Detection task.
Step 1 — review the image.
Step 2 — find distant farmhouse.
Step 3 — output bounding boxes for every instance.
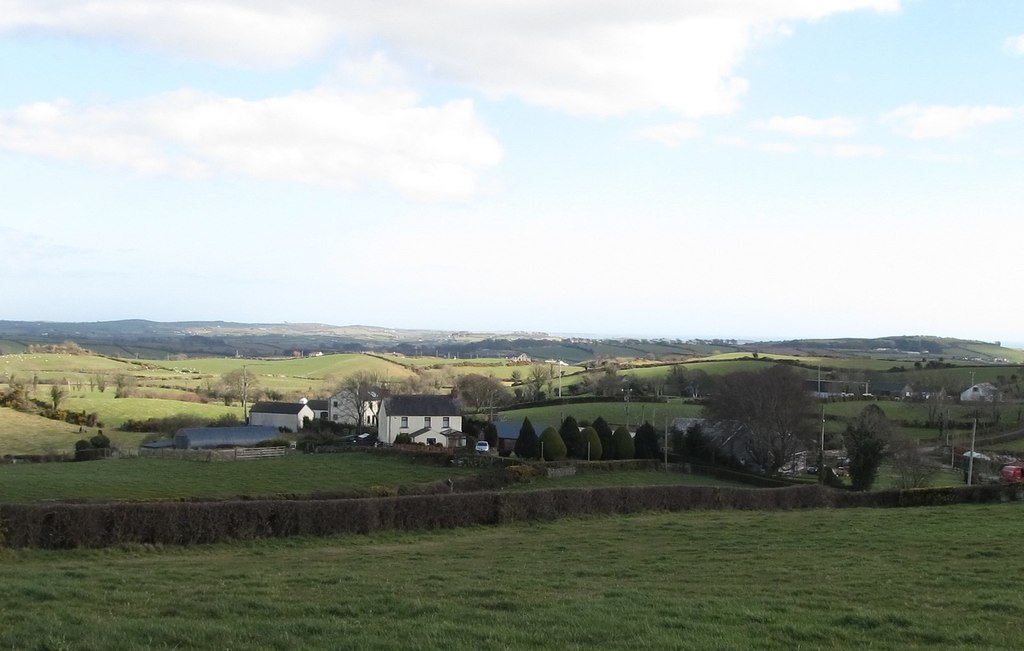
[378,394,464,448]
[328,388,383,428]
[249,400,315,432]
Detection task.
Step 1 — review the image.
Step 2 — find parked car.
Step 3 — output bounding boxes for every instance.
[475,440,490,454]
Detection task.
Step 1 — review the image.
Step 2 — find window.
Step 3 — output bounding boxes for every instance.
[332,400,338,408]
[400,416,408,428]
[427,438,437,446]
[425,416,432,428]
[442,416,450,428]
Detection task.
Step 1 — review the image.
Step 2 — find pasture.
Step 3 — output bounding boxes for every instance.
[0,453,479,503]
[1,503,1022,649]
[499,399,702,429]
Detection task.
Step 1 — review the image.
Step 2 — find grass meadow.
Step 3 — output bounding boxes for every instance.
[499,399,703,430]
[1,503,1022,649]
[0,453,482,503]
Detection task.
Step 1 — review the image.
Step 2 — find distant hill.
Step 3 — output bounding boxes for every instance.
[0,320,1019,365]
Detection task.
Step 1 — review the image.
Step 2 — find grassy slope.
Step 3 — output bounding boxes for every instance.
[0,407,87,455]
[2,504,1022,649]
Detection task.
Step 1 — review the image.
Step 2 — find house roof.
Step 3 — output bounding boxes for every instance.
[250,401,310,415]
[306,399,329,411]
[173,426,281,449]
[383,395,461,416]
[494,420,550,441]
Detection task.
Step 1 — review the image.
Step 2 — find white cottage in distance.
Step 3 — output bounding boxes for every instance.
[248,400,315,432]
[378,394,464,447]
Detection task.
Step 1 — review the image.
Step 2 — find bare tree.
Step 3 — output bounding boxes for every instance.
[454,374,509,415]
[889,435,939,489]
[335,371,383,435]
[595,365,622,398]
[704,365,812,474]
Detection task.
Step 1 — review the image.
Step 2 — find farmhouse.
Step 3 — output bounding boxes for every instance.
[328,388,382,427]
[249,401,315,432]
[172,426,281,449]
[306,399,329,421]
[378,394,463,446]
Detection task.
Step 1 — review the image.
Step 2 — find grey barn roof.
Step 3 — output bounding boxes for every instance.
[250,401,308,415]
[173,426,281,449]
[495,420,551,441]
[383,395,461,416]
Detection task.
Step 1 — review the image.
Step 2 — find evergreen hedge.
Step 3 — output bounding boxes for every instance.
[2,483,1019,549]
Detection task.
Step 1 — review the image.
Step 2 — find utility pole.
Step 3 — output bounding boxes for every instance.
[663,416,669,470]
[967,418,977,485]
[819,405,825,484]
[241,364,248,424]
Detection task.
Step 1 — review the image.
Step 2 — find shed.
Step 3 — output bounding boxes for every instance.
[173,426,281,449]
[249,401,315,432]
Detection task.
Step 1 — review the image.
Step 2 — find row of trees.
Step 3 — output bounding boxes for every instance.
[510,415,662,462]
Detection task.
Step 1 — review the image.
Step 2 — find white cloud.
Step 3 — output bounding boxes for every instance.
[758,115,861,138]
[883,104,1015,139]
[635,122,701,147]
[0,89,503,201]
[0,1,901,119]
[1004,34,1024,56]
[833,144,886,157]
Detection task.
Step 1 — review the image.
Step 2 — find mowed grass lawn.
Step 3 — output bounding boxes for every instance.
[0,453,480,502]
[2,504,1023,649]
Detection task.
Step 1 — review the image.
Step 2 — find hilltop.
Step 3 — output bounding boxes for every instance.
[0,320,1019,365]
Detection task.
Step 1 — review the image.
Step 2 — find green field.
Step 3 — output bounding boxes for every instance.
[505,468,748,491]
[499,399,702,429]
[0,453,482,503]
[1,503,1022,649]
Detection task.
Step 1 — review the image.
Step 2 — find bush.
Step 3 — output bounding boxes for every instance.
[633,422,660,459]
[539,427,566,461]
[612,427,634,460]
[560,416,585,459]
[581,427,602,461]
[593,416,615,461]
[513,417,539,459]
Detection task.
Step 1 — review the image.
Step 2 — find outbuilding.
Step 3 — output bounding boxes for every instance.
[172,426,281,449]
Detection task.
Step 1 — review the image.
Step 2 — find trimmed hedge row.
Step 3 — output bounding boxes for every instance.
[2,483,1021,549]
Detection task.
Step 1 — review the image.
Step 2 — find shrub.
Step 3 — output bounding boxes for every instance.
[394,433,413,445]
[612,427,634,460]
[633,422,660,459]
[505,464,539,483]
[513,417,539,459]
[539,427,566,461]
[581,427,602,461]
[560,416,585,459]
[593,416,615,461]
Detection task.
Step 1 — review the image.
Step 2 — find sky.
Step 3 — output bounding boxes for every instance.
[1,1,1022,343]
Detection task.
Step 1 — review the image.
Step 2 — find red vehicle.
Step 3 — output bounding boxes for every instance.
[1000,465,1023,483]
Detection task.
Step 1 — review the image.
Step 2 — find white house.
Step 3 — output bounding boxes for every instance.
[378,394,463,446]
[961,382,1000,402]
[249,401,315,432]
[328,388,382,428]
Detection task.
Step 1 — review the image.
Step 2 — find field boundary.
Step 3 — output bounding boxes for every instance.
[2,483,1020,549]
